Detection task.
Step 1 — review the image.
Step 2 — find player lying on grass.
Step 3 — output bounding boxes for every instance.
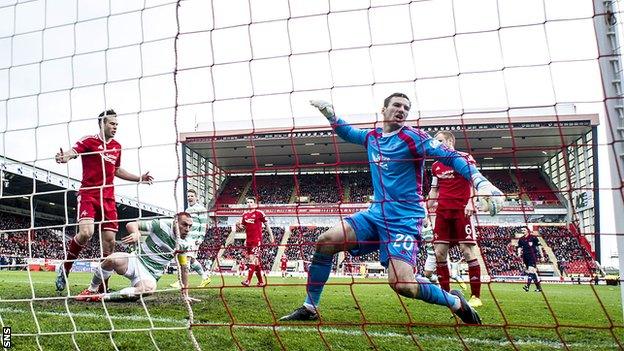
[279,94,504,325]
[76,212,198,302]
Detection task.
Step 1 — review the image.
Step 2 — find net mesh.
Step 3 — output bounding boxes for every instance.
[0,0,623,350]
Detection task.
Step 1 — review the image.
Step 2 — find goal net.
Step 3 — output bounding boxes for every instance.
[0,0,622,350]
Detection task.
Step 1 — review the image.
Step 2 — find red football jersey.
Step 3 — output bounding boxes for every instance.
[280,257,287,269]
[431,152,475,210]
[72,135,121,199]
[241,210,266,243]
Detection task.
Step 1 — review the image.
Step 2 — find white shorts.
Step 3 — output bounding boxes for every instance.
[124,252,157,287]
[424,254,437,272]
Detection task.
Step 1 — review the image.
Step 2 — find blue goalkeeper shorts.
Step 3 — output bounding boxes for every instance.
[345,210,422,268]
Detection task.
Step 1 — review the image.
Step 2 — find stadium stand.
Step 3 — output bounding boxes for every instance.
[296,175,343,203]
[516,170,560,203]
[245,175,293,204]
[477,226,526,276]
[483,170,519,194]
[538,226,594,275]
[215,176,250,206]
[345,173,372,203]
[197,227,231,261]
[285,226,328,261]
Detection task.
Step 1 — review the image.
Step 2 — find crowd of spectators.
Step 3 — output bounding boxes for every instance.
[345,173,372,203]
[285,226,328,261]
[197,227,231,261]
[483,170,519,194]
[296,175,343,203]
[538,226,593,274]
[215,177,250,206]
[246,176,293,204]
[516,170,560,203]
[477,226,525,276]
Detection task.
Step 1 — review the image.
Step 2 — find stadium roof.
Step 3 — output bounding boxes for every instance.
[180,113,599,172]
[0,157,173,222]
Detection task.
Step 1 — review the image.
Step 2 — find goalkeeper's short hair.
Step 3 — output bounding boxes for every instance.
[434,131,455,145]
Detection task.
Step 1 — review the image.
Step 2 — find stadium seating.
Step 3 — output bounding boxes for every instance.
[245,176,294,204]
[296,174,344,203]
[197,227,231,261]
[538,226,594,275]
[477,226,526,276]
[285,226,328,261]
[345,173,373,203]
[214,176,250,206]
[482,170,519,194]
[516,170,560,203]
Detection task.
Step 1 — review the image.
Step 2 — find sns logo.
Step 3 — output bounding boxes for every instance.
[371,152,389,170]
[3,327,10,348]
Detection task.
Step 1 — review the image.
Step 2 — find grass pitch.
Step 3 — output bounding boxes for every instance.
[0,271,622,350]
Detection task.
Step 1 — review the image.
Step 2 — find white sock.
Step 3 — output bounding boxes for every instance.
[89,268,113,291]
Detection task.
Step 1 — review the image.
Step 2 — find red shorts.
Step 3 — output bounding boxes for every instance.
[77,194,118,232]
[245,241,260,256]
[433,209,475,245]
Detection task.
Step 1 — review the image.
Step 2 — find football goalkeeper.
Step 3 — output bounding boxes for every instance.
[280,93,504,324]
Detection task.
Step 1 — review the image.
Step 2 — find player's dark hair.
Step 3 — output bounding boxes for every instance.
[187,189,197,195]
[246,196,257,203]
[434,131,456,145]
[98,109,117,127]
[383,93,410,108]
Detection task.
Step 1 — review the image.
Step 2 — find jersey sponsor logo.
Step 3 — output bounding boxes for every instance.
[371,152,389,170]
[244,217,256,224]
[102,150,118,165]
[436,169,455,179]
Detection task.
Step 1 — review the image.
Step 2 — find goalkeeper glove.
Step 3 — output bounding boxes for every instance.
[310,100,336,123]
[472,174,505,216]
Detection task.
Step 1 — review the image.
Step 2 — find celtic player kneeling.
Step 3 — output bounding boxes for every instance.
[76,213,199,303]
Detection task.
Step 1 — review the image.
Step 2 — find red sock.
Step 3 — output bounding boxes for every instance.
[98,251,111,293]
[246,264,256,283]
[63,237,84,274]
[468,259,481,298]
[255,264,263,283]
[436,261,450,292]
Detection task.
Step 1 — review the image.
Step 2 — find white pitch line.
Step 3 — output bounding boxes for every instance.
[0,307,187,325]
[0,307,618,349]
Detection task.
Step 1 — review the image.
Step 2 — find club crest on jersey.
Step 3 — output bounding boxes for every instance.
[371,152,389,170]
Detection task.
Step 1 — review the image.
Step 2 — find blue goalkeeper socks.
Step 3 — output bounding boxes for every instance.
[304,252,334,309]
[416,277,460,310]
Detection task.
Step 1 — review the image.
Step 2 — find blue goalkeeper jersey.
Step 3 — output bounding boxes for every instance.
[333,117,480,220]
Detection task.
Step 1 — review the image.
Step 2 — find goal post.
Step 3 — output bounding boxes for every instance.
[593,0,624,318]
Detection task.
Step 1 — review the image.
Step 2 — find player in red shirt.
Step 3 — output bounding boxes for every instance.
[427,131,487,308]
[54,110,153,294]
[234,197,274,287]
[280,256,288,278]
